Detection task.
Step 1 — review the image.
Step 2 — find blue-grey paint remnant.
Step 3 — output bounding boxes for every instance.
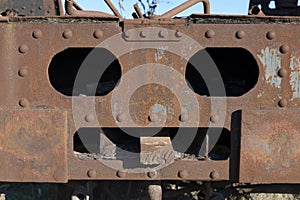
[258,47,282,88]
[290,55,300,100]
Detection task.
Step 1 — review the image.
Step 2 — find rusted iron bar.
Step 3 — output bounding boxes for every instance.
[65,0,118,18]
[73,1,83,10]
[134,3,144,18]
[104,0,123,19]
[159,0,210,19]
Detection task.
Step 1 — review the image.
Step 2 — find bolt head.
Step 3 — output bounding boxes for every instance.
[32,30,42,39]
[236,31,245,39]
[94,30,103,39]
[140,31,146,38]
[280,45,289,54]
[85,114,95,122]
[179,113,188,122]
[18,68,28,77]
[210,115,219,123]
[178,170,188,178]
[117,170,126,178]
[147,171,157,178]
[175,30,183,38]
[87,169,97,178]
[19,98,29,107]
[210,170,219,179]
[149,113,159,123]
[205,30,215,38]
[278,99,288,107]
[158,30,165,38]
[63,29,72,39]
[19,45,29,53]
[116,113,127,123]
[266,31,276,40]
[53,169,65,181]
[278,68,287,77]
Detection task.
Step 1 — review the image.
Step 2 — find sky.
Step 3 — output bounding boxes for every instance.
[75,0,251,18]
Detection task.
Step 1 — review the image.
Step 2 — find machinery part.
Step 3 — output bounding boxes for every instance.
[148,185,162,200]
[249,0,300,16]
[104,0,123,19]
[159,0,210,18]
[133,3,144,18]
[0,0,63,16]
[65,0,118,18]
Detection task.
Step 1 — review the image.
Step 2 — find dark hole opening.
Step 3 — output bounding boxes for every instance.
[49,48,121,96]
[73,127,231,164]
[185,48,259,97]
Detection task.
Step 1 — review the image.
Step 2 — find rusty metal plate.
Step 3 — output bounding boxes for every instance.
[0,109,67,182]
[240,109,300,183]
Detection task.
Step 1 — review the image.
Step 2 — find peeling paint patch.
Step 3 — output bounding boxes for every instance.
[289,55,300,100]
[154,48,164,62]
[258,47,282,88]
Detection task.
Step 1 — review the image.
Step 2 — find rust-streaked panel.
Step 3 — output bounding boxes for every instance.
[0,110,67,182]
[240,109,300,183]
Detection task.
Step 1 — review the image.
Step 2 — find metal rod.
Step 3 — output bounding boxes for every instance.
[73,0,83,10]
[134,3,144,18]
[104,0,123,19]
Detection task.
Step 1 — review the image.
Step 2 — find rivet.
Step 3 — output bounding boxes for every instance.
[63,29,72,39]
[116,113,127,123]
[278,68,287,78]
[179,113,188,122]
[235,31,245,39]
[210,115,219,123]
[149,113,159,122]
[87,169,97,178]
[19,44,28,53]
[18,68,28,77]
[178,170,188,178]
[175,30,183,38]
[93,30,103,39]
[140,31,146,38]
[85,114,95,122]
[266,31,275,40]
[280,44,289,54]
[116,170,126,178]
[53,170,65,181]
[205,30,215,38]
[278,99,288,107]
[158,30,165,38]
[122,31,130,39]
[32,30,42,39]
[209,170,219,179]
[147,171,157,178]
[19,98,30,107]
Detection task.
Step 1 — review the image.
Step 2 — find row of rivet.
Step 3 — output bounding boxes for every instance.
[205,30,279,41]
[124,30,183,39]
[86,169,219,179]
[82,113,220,123]
[112,113,219,123]
[62,29,104,39]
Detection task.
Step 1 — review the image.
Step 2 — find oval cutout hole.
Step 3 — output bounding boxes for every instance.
[49,48,121,96]
[185,48,259,97]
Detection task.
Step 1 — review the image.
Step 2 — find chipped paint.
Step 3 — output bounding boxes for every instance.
[155,47,168,62]
[289,55,300,100]
[150,104,166,114]
[258,47,282,88]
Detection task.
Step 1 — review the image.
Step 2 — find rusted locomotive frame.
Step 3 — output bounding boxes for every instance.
[0,14,299,185]
[0,0,63,16]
